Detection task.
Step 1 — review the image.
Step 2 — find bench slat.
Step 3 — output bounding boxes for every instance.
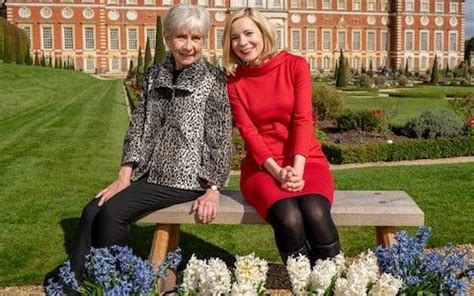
[138,190,424,227]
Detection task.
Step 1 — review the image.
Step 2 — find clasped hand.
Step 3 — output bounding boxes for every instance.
[278,166,305,192]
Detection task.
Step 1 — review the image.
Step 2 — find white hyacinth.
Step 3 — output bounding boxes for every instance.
[181,255,207,294]
[368,273,403,296]
[333,252,346,275]
[233,253,268,292]
[310,256,339,295]
[199,258,232,296]
[230,282,259,296]
[286,254,311,295]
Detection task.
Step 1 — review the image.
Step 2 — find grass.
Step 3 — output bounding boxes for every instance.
[389,85,474,99]
[0,64,472,287]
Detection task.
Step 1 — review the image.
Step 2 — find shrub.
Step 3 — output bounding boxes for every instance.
[397,75,409,87]
[405,110,465,139]
[448,93,474,121]
[358,73,373,87]
[336,109,385,132]
[373,75,387,88]
[312,85,344,121]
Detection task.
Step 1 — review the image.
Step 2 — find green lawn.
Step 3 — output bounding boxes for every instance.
[0,64,472,287]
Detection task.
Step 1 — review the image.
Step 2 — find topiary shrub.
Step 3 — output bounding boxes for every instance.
[373,76,387,88]
[336,109,385,132]
[312,85,344,121]
[397,75,409,87]
[405,110,465,139]
[358,73,373,87]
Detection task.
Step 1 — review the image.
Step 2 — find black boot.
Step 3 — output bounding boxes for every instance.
[279,244,311,264]
[310,240,341,263]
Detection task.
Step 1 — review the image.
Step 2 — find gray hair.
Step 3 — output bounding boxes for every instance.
[163,5,210,38]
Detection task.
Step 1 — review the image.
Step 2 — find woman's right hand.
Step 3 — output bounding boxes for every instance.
[279,166,305,192]
[95,164,133,206]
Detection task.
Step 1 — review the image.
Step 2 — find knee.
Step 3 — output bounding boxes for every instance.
[80,199,101,225]
[271,212,304,233]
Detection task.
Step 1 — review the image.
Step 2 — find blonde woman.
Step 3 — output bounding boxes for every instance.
[223,8,340,264]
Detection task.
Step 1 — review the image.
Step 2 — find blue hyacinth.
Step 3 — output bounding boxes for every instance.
[375,226,473,295]
[45,245,182,295]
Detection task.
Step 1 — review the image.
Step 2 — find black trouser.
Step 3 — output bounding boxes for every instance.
[69,178,203,282]
[266,194,340,263]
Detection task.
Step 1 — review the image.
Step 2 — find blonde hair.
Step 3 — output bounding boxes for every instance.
[222,8,277,74]
[163,4,210,38]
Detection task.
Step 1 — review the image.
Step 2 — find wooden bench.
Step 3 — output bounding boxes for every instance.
[138,190,424,290]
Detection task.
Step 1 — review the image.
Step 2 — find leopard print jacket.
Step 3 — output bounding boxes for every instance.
[122,54,233,191]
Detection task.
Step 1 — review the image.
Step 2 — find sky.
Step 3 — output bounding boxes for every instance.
[466,0,474,38]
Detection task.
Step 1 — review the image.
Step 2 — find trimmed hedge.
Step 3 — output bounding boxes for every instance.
[322,136,474,164]
[230,134,473,168]
[0,18,30,64]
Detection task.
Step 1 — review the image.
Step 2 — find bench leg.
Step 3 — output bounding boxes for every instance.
[149,224,180,293]
[376,226,396,247]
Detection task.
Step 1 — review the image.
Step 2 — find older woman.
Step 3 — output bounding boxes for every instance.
[223,8,340,264]
[67,4,233,283]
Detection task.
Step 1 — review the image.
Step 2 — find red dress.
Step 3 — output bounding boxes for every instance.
[227,51,335,219]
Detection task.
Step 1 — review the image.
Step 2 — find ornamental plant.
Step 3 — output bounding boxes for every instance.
[286,251,402,296]
[179,253,268,296]
[375,226,473,296]
[45,245,182,295]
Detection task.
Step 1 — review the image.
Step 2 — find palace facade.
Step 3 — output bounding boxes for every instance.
[5,0,466,74]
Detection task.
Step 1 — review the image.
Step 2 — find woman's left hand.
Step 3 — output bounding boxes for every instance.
[192,189,220,224]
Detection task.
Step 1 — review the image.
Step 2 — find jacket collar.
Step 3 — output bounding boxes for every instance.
[152,52,209,93]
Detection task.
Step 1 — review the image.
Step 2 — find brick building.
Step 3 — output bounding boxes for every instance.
[5,0,465,74]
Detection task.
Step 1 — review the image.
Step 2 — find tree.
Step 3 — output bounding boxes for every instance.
[59,56,63,69]
[40,52,46,66]
[333,60,339,80]
[368,59,373,76]
[404,60,410,77]
[464,37,474,67]
[430,55,439,84]
[444,63,450,75]
[144,37,153,72]
[3,21,12,63]
[34,51,40,66]
[153,16,166,65]
[0,18,5,60]
[336,49,348,87]
[127,60,135,79]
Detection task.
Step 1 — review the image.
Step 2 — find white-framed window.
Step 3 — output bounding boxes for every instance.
[450,2,458,14]
[291,0,300,9]
[322,0,330,9]
[381,32,389,50]
[307,30,316,51]
[108,0,118,4]
[162,0,172,5]
[367,0,375,11]
[308,57,316,71]
[19,26,32,48]
[82,0,95,3]
[291,30,301,51]
[435,31,443,51]
[420,56,428,70]
[84,27,95,50]
[215,0,224,6]
[337,31,346,50]
[435,1,443,13]
[352,31,361,51]
[273,0,282,8]
[84,57,95,72]
[146,28,156,50]
[216,28,224,50]
[275,29,283,50]
[197,0,207,4]
[450,56,456,68]
[405,31,414,51]
[126,0,136,4]
[63,26,74,50]
[323,56,330,70]
[110,57,120,72]
[449,32,457,51]
[109,28,120,50]
[352,0,360,10]
[337,0,346,10]
[406,56,413,71]
[41,26,53,50]
[406,0,414,11]
[144,0,155,4]
[323,30,331,50]
[307,0,315,9]
[367,32,375,51]
[421,0,429,12]
[382,0,389,11]
[128,28,138,50]
[420,31,429,51]
[180,0,191,4]
[353,57,360,70]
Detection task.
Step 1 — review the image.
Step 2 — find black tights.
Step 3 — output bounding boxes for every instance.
[266,194,340,262]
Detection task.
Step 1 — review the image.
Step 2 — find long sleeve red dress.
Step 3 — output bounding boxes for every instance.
[227,51,335,219]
